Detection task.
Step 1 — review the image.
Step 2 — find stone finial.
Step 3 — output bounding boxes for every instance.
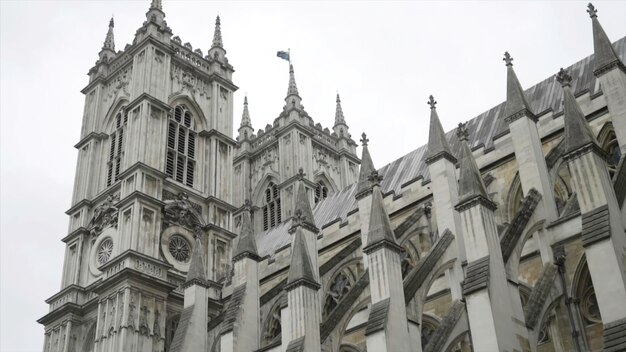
[150,0,162,10]
[456,122,469,142]
[555,68,572,87]
[243,199,251,211]
[212,16,223,48]
[503,51,513,66]
[297,168,305,181]
[587,3,597,18]
[427,95,437,109]
[368,170,383,186]
[360,133,369,147]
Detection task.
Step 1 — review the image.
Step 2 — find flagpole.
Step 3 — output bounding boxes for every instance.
[288,48,291,64]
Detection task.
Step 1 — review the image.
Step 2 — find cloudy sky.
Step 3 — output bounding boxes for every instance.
[1,0,624,350]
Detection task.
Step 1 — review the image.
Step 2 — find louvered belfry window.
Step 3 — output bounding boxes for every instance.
[107,108,128,186]
[166,105,196,187]
[314,181,328,204]
[262,182,282,231]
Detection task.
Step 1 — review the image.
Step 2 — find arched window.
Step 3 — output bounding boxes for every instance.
[601,130,621,178]
[323,268,355,320]
[262,304,282,346]
[315,181,329,204]
[262,182,281,231]
[107,108,128,186]
[166,105,196,187]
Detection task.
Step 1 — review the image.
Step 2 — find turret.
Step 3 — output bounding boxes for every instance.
[238,96,254,142]
[333,93,351,138]
[98,17,116,62]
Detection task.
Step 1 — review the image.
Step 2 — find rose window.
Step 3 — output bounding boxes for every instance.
[97,238,114,265]
[168,235,191,263]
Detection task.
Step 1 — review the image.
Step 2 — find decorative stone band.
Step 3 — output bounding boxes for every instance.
[364,297,390,336]
[425,150,457,165]
[232,250,262,263]
[581,205,611,247]
[220,284,246,335]
[284,276,321,292]
[504,108,537,124]
[362,238,404,255]
[404,230,455,303]
[285,336,305,352]
[287,221,319,235]
[501,188,542,263]
[181,277,211,290]
[563,142,607,163]
[594,59,626,77]
[603,317,626,352]
[462,256,490,296]
[455,194,498,213]
[423,300,466,352]
[524,263,558,329]
[355,187,373,201]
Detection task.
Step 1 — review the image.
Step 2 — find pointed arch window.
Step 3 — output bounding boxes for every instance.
[263,304,282,346]
[166,105,196,187]
[601,130,621,178]
[107,108,128,186]
[323,268,355,320]
[314,181,329,204]
[263,182,281,231]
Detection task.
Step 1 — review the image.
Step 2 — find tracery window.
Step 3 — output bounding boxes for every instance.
[168,235,191,263]
[97,238,114,265]
[166,105,196,187]
[323,268,355,320]
[107,108,128,186]
[262,182,281,231]
[601,130,621,178]
[263,305,282,346]
[315,181,329,204]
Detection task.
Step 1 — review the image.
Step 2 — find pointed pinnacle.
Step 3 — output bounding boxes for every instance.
[425,96,455,164]
[150,0,162,10]
[287,64,299,97]
[503,52,535,122]
[356,134,377,199]
[186,237,207,283]
[102,17,115,51]
[457,133,490,203]
[212,16,223,48]
[286,227,319,289]
[587,3,624,75]
[335,93,345,125]
[363,184,402,253]
[558,68,598,153]
[240,95,251,127]
[291,172,317,231]
[233,200,259,261]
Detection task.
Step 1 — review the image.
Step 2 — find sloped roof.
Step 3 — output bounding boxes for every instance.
[254,38,625,258]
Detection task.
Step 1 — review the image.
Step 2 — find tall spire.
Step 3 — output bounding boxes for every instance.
[502,52,536,122]
[285,227,319,290]
[233,201,260,261]
[356,133,376,199]
[425,95,456,164]
[456,123,491,204]
[185,237,207,284]
[212,16,223,48]
[240,95,251,128]
[102,17,115,51]
[334,93,346,126]
[587,3,625,75]
[287,64,300,97]
[291,169,316,230]
[556,68,599,154]
[363,172,402,252]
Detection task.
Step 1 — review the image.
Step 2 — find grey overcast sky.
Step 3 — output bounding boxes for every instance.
[1,0,624,350]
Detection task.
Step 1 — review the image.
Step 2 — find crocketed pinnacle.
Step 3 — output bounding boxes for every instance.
[356,133,376,198]
[363,181,401,252]
[457,127,490,203]
[425,95,455,163]
[334,93,346,126]
[233,201,259,261]
[587,3,624,75]
[240,96,251,127]
[212,16,223,48]
[102,17,115,51]
[503,52,535,121]
[291,169,316,230]
[286,227,319,290]
[186,237,207,283]
[556,68,598,154]
[287,64,300,97]
[150,0,162,10]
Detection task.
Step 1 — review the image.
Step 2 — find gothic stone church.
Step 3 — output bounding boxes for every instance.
[38,1,626,351]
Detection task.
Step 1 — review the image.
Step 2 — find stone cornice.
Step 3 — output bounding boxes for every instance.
[181,278,211,289]
[74,132,108,149]
[61,227,89,243]
[116,190,164,210]
[287,222,319,235]
[232,251,262,263]
[425,151,457,165]
[65,199,94,215]
[198,129,237,146]
[125,92,172,113]
[204,196,237,212]
[503,108,537,124]
[362,238,404,255]
[454,194,498,212]
[284,277,321,292]
[204,223,238,239]
[117,161,166,181]
[593,59,626,77]
[563,142,607,163]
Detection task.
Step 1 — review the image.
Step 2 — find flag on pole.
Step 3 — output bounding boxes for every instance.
[277,50,290,62]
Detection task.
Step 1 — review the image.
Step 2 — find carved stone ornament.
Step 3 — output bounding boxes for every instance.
[89,194,120,237]
[162,192,204,232]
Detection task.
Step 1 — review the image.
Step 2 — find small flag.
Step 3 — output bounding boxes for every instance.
[277,50,290,62]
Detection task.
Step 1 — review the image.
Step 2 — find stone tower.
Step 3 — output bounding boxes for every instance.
[37,2,238,351]
[233,67,360,234]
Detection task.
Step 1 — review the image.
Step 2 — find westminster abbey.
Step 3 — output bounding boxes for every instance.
[39,1,626,351]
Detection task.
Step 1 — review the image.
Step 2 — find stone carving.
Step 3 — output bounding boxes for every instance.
[89,194,119,237]
[139,305,150,336]
[153,309,161,338]
[162,192,204,232]
[127,292,136,329]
